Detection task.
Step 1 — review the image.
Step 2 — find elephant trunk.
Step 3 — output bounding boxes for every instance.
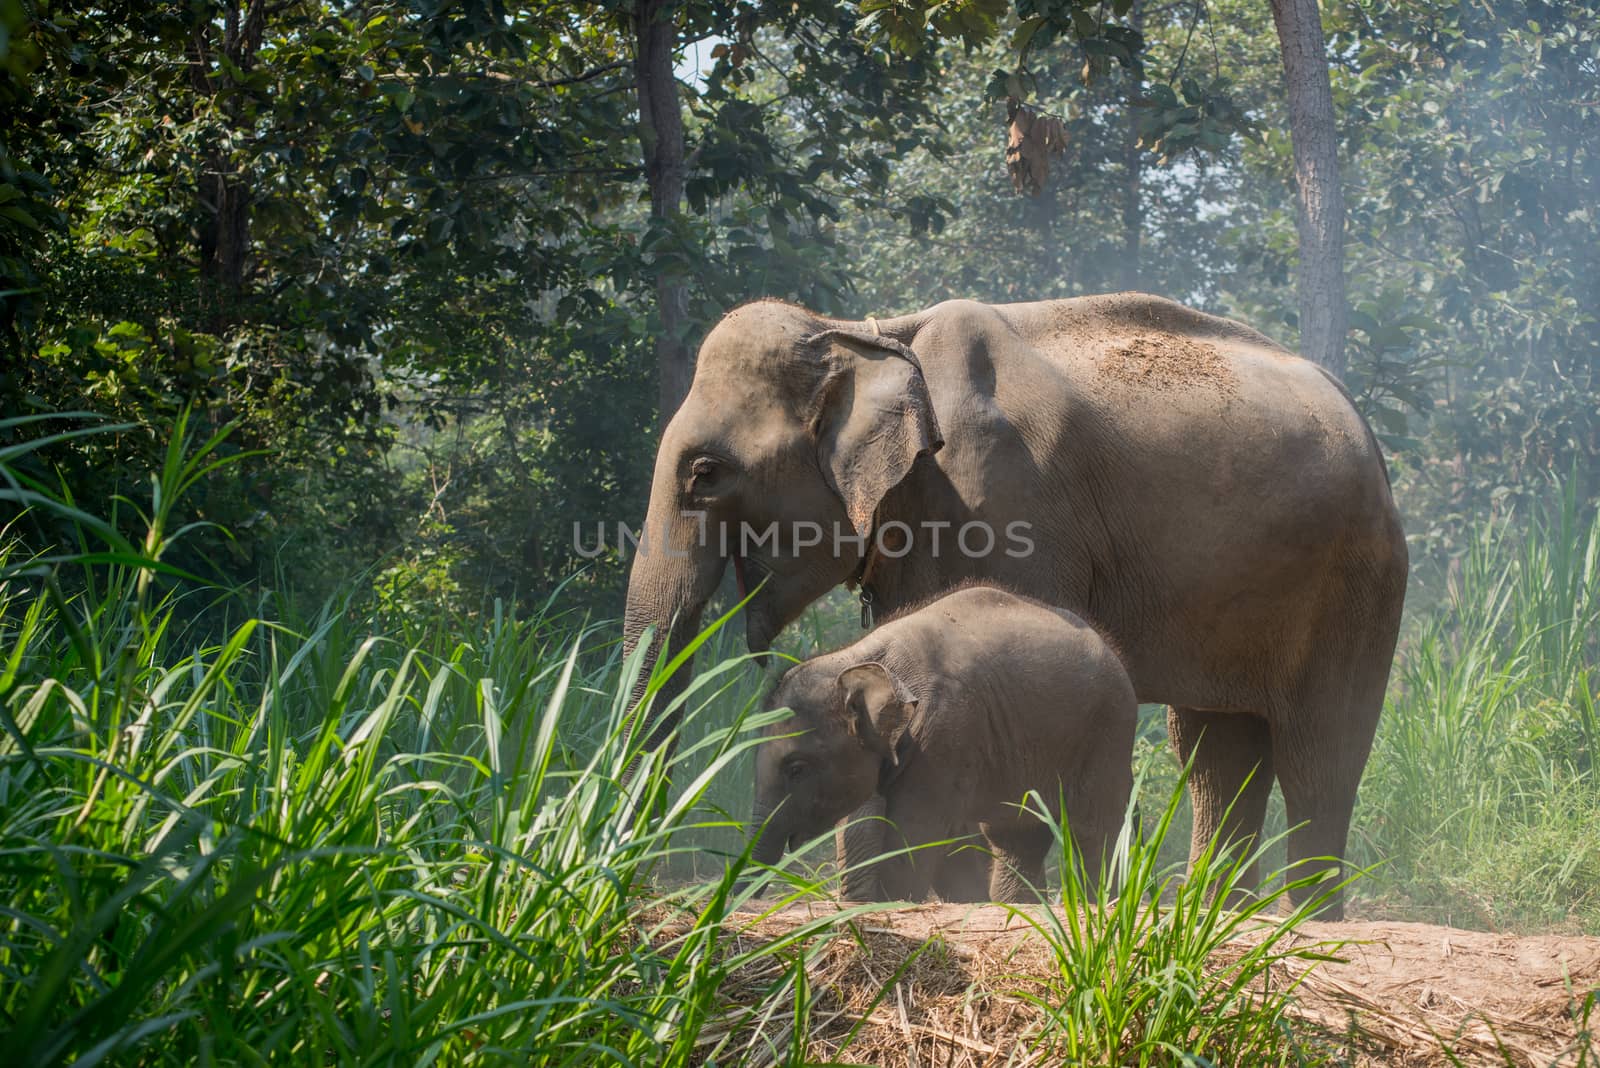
[620,586,702,754]
[747,795,788,872]
[620,463,726,756]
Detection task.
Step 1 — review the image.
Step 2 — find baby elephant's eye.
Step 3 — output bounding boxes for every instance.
[782,758,809,781]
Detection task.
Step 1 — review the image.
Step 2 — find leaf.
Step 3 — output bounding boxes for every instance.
[1011,16,1046,57]
[1374,406,1410,434]
[1348,309,1381,336]
[0,205,42,231]
[1005,103,1069,197]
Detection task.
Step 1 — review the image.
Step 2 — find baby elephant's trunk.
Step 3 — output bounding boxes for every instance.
[744,798,787,883]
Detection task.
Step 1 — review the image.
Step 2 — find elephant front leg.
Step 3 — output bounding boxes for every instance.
[834,795,890,901]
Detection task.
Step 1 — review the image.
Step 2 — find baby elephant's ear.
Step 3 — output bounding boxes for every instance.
[835,663,918,765]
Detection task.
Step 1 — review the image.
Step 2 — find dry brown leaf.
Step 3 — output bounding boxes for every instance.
[1005,100,1069,198]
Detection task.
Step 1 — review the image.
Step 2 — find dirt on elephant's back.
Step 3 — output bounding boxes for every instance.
[703,902,1599,1066]
[1098,333,1241,398]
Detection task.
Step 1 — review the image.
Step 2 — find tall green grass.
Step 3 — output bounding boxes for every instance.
[1355,483,1600,930]
[0,415,848,1065]
[1013,774,1344,1066]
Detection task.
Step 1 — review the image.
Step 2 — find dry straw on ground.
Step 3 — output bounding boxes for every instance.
[662,902,1600,1067]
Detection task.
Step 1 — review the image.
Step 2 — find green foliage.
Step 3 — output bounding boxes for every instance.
[1343,283,1446,451]
[842,28,1238,310]
[1,0,961,611]
[0,0,68,345]
[878,0,1261,169]
[0,415,863,1065]
[1134,76,1259,164]
[1331,0,1600,563]
[858,0,1012,54]
[1354,485,1600,931]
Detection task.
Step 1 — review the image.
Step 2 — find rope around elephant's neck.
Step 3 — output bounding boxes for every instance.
[848,521,886,628]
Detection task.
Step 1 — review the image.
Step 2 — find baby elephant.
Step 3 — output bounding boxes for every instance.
[747,584,1136,902]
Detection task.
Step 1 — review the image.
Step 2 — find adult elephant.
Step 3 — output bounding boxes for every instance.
[621,294,1407,917]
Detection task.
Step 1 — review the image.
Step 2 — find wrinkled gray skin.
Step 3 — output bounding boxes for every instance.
[749,585,1136,902]
[621,294,1407,918]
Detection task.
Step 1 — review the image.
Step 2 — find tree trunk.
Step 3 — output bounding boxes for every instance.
[189,0,266,321]
[203,160,251,293]
[1120,1,1145,293]
[632,0,694,422]
[1269,0,1347,377]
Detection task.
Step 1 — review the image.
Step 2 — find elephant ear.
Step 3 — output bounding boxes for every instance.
[835,662,918,767]
[805,330,943,540]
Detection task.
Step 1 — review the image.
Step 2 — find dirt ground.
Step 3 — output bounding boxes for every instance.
[703,902,1600,1067]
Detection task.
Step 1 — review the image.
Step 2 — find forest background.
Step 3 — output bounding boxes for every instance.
[5,0,1595,618]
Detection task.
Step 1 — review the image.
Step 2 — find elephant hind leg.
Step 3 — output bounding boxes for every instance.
[980,822,1052,903]
[1275,552,1406,921]
[1274,663,1389,920]
[1167,706,1275,896]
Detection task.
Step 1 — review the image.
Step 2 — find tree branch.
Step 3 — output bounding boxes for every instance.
[529,60,630,89]
[461,166,642,183]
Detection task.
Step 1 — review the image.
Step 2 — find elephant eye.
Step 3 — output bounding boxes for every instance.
[782,758,809,781]
[688,456,725,496]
